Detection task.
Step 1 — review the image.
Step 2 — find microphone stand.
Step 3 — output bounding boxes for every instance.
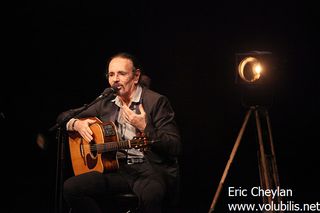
[49,89,117,213]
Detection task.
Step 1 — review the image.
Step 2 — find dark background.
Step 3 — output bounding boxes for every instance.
[2,1,319,212]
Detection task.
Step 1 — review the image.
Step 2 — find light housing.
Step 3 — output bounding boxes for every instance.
[235,51,275,107]
[235,51,273,85]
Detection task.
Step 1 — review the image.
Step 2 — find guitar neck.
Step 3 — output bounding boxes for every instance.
[93,140,132,153]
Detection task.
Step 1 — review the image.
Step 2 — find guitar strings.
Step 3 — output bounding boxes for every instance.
[88,140,133,152]
[87,139,146,152]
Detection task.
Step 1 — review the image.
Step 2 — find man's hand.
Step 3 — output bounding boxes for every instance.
[73,119,96,142]
[121,104,147,132]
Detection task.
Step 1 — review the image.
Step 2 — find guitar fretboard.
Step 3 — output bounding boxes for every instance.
[90,141,131,153]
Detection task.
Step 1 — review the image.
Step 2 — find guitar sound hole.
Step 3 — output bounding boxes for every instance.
[90,140,97,157]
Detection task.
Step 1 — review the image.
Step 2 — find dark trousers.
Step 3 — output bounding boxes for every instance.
[64,160,166,213]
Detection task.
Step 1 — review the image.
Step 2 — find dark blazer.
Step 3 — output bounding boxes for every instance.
[57,87,181,201]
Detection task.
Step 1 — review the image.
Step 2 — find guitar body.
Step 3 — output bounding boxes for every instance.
[68,117,120,176]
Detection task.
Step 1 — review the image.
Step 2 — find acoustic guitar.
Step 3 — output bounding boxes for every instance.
[68,117,150,176]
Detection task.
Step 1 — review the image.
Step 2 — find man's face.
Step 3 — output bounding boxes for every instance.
[108,57,140,97]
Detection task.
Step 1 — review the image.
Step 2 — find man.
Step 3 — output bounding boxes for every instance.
[58,52,181,213]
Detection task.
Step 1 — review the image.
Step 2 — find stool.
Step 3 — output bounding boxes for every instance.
[68,193,140,213]
[100,193,140,213]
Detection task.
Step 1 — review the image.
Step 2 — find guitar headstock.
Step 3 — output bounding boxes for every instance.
[130,136,149,149]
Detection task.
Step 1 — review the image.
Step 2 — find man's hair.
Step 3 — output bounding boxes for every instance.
[107,52,142,73]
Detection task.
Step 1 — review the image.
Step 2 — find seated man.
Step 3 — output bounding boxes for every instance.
[57,52,181,213]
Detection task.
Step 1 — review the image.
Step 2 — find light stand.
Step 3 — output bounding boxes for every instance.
[209,51,281,212]
[208,105,281,212]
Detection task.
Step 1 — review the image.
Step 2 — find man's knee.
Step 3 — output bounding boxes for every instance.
[140,182,165,205]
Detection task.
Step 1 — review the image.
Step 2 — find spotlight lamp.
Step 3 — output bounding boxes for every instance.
[235,51,273,85]
[238,56,262,83]
[209,51,280,213]
[235,51,275,107]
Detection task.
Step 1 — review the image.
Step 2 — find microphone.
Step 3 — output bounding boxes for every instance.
[49,85,120,132]
[98,85,120,98]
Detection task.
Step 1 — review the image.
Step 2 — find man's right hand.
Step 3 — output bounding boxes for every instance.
[73,119,96,142]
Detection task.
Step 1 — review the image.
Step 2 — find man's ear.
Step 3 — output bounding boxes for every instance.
[134,69,141,84]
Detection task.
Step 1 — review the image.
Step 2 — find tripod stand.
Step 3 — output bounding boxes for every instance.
[209,105,281,213]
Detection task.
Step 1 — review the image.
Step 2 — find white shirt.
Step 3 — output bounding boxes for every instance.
[113,85,144,159]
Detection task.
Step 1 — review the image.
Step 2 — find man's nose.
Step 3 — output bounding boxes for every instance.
[111,74,120,81]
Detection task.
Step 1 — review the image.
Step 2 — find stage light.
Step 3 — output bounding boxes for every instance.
[36,133,47,150]
[238,56,262,83]
[209,51,280,212]
[236,51,273,85]
[235,51,275,107]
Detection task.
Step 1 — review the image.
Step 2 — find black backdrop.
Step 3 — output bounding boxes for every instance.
[3,1,320,212]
